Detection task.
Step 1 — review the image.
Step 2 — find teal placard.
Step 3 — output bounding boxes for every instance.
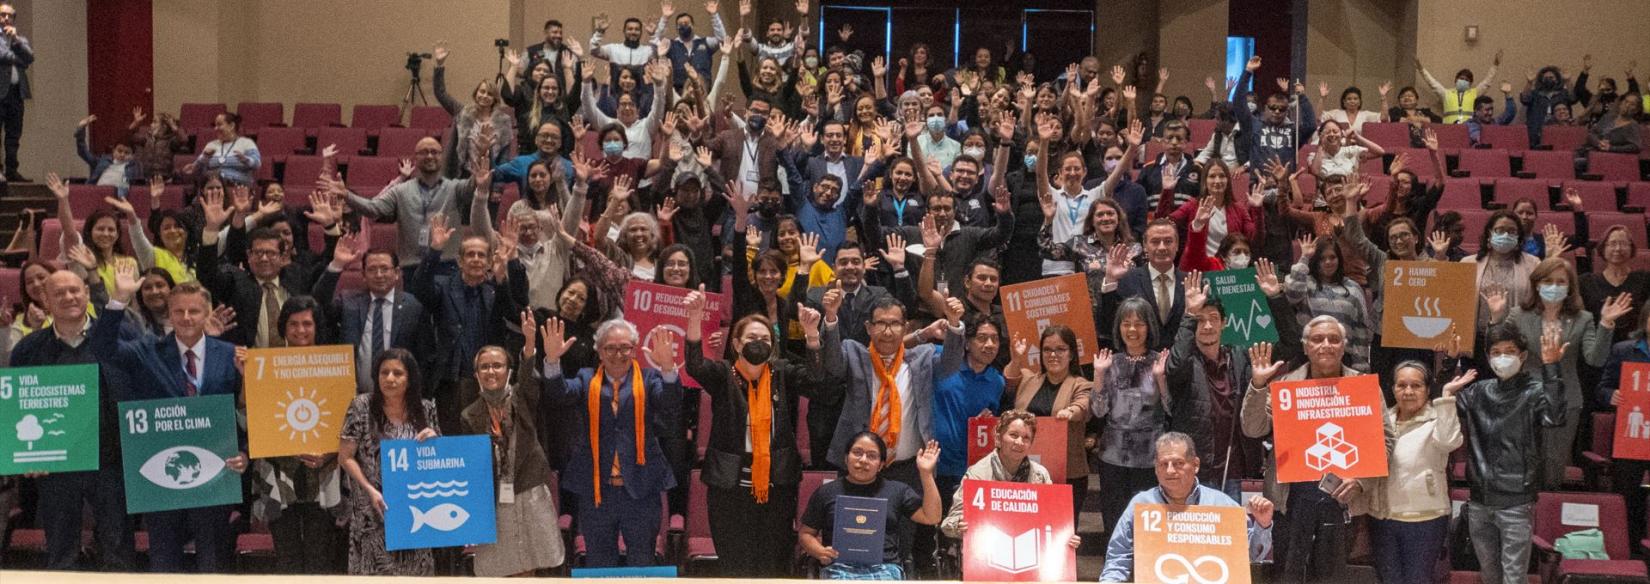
[0,364,101,475]
[118,394,243,514]
[1209,267,1279,346]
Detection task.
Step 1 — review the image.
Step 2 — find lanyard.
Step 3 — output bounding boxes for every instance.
[1064,193,1087,225]
[891,195,910,224]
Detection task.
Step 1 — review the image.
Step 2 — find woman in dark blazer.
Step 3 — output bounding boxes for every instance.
[681,284,839,576]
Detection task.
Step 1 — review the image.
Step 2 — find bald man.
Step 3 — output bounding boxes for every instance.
[335,136,486,280]
[10,269,136,570]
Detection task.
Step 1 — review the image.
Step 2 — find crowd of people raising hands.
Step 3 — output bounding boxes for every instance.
[3,2,1649,581]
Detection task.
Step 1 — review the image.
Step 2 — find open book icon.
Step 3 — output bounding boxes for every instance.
[983,526,1043,573]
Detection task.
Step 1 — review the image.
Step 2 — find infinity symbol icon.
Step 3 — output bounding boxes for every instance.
[1153,553,1230,584]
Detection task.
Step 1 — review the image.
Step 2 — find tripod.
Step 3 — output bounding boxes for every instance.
[495,45,510,91]
[400,68,429,117]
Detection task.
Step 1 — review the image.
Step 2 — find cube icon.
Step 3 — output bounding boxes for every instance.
[1305,422,1359,471]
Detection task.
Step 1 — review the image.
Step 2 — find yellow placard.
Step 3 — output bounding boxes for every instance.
[244,345,356,458]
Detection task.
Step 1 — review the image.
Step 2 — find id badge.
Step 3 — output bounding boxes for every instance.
[499,482,515,504]
[606,225,621,242]
[419,226,431,247]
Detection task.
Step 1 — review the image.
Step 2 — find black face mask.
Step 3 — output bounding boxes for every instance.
[756,200,780,217]
[740,340,772,365]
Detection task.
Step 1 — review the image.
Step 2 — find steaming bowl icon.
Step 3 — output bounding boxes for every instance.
[1403,297,1451,338]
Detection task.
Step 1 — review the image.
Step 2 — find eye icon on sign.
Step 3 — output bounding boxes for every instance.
[138,445,226,490]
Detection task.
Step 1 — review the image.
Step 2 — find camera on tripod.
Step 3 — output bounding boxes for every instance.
[494,38,510,48]
[406,52,432,75]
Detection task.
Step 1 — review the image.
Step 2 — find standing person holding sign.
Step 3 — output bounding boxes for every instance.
[1241,315,1388,581]
[539,317,682,567]
[248,296,346,574]
[10,266,135,570]
[1100,432,1274,583]
[338,348,441,575]
[683,284,835,576]
[460,324,566,577]
[1367,360,1468,584]
[799,432,944,580]
[1006,325,1093,522]
[1593,307,1650,560]
[1450,322,1567,584]
[1090,298,1170,538]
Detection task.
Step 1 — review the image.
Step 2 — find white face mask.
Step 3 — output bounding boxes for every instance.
[1489,354,1523,379]
[962,146,986,160]
[1225,253,1250,270]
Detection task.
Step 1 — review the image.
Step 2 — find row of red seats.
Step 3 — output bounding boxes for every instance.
[178,102,451,137]
[1173,118,1633,157]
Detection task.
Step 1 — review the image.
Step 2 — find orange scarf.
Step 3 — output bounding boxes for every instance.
[588,362,646,506]
[740,363,774,503]
[869,345,905,449]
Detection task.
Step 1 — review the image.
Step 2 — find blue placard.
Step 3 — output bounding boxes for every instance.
[380,435,496,551]
[833,495,887,566]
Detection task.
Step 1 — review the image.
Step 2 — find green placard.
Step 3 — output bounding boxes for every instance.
[1209,267,1279,346]
[0,364,101,475]
[118,394,243,514]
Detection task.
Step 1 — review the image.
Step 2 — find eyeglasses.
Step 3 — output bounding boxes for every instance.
[1267,105,1288,112]
[248,249,281,259]
[869,320,903,333]
[971,334,1000,343]
[476,362,508,372]
[1390,231,1416,241]
[600,344,635,355]
[847,448,882,462]
[1040,347,1071,356]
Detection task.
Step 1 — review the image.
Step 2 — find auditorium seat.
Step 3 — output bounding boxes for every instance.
[683,469,716,572]
[408,105,452,131]
[1534,212,1576,246]
[1361,122,1409,150]
[178,102,226,133]
[494,183,520,224]
[235,102,285,134]
[345,156,401,193]
[1185,118,1215,149]
[1456,148,1512,181]
[1455,209,1490,254]
[129,184,186,211]
[317,126,370,159]
[375,126,435,158]
[35,219,81,262]
[1588,212,1648,250]
[1531,492,1647,584]
[1493,178,1551,210]
[350,104,403,133]
[1432,123,1471,151]
[1560,180,1615,211]
[280,155,328,205]
[1435,178,1483,211]
[1586,151,1642,185]
[1517,150,1576,183]
[172,154,196,177]
[1392,147,1438,181]
[1541,125,1590,152]
[292,102,344,134]
[1628,182,1650,212]
[66,184,118,216]
[1579,412,1614,491]
[1478,125,1530,151]
[191,128,218,154]
[254,126,309,163]
[0,267,18,306]
[369,222,398,252]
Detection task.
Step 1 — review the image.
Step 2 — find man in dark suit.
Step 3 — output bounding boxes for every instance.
[99,278,247,573]
[11,269,135,571]
[312,243,426,392]
[538,317,681,567]
[1101,218,1185,351]
[0,3,32,182]
[780,120,866,217]
[412,218,527,433]
[195,192,313,348]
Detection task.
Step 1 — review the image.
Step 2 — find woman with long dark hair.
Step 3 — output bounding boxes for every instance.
[338,348,440,575]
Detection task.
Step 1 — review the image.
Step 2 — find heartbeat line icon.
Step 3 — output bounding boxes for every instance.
[1225,298,1273,340]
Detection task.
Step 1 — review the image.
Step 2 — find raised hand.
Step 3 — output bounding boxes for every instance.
[1125,117,1145,147]
[1542,223,1571,259]
[943,297,965,326]
[1121,85,1138,102]
[798,232,822,267]
[103,195,136,219]
[1245,496,1275,528]
[1442,369,1477,397]
[1317,80,1330,100]
[1104,243,1132,282]
[1093,348,1114,379]
[540,317,577,362]
[1296,233,1318,259]
[658,197,679,223]
[821,282,843,321]
[428,212,454,250]
[1152,349,1169,377]
[883,233,907,271]
[1561,186,1584,211]
[77,114,97,128]
[1428,230,1451,257]
[1255,258,1282,297]
[112,260,141,304]
[1160,164,1179,192]
[643,327,679,373]
[1184,270,1208,312]
[1539,325,1569,365]
[1109,64,1125,86]
[432,41,449,64]
[1599,293,1633,329]
[1246,55,1261,72]
[920,214,943,251]
[684,284,708,322]
[915,440,940,474]
[798,304,823,338]
[46,172,69,200]
[332,231,364,267]
[1191,196,1218,230]
[1377,81,1392,97]
[1482,286,1509,319]
[1249,342,1285,387]
[66,244,96,270]
[201,187,231,230]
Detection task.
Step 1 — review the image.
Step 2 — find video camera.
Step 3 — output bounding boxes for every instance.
[406,52,433,75]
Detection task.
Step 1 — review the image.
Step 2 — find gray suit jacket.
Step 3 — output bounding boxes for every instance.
[821,320,966,468]
[0,33,31,98]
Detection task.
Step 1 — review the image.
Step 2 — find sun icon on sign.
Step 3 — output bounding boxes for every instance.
[275,387,330,443]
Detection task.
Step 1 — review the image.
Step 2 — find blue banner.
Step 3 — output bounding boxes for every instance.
[380,435,496,551]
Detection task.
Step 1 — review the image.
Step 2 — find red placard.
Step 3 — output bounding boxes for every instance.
[1269,374,1390,483]
[960,479,1075,581]
[1614,362,1650,461]
[965,415,1071,483]
[622,280,728,368]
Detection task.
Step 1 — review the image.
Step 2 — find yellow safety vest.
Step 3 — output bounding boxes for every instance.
[1442,88,1477,124]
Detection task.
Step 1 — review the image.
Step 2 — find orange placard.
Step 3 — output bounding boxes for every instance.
[1614,362,1650,461]
[245,345,356,459]
[999,273,1098,372]
[1132,503,1253,584]
[1269,374,1389,483]
[1380,261,1479,350]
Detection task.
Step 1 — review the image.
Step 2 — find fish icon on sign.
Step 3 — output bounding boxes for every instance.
[410,503,470,532]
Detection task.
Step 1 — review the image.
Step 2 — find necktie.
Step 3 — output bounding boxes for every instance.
[1155,274,1172,324]
[184,350,198,397]
[368,297,386,359]
[262,282,283,347]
